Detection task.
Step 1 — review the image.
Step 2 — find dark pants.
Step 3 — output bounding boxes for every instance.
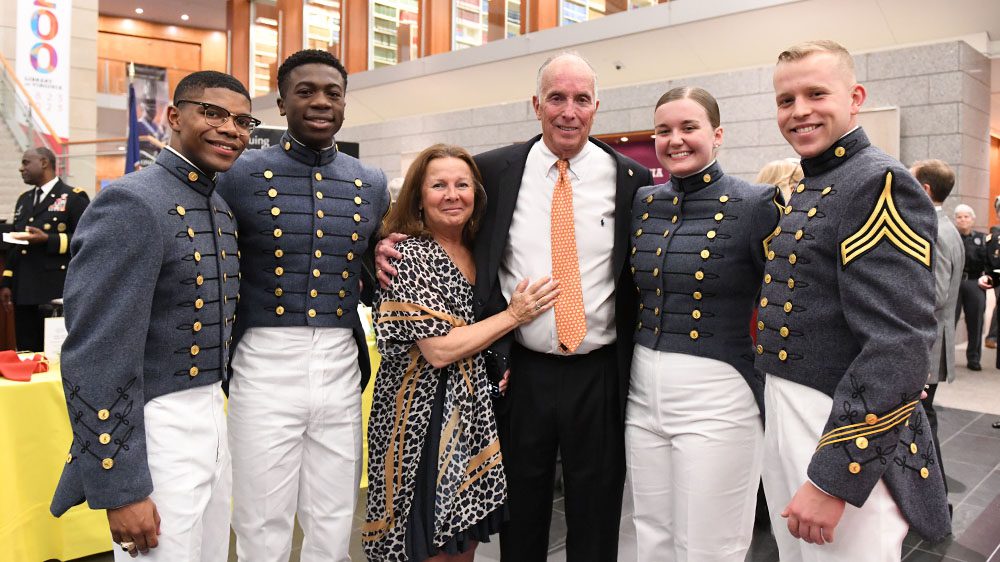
[920,383,948,495]
[499,343,625,562]
[14,304,45,352]
[955,279,986,364]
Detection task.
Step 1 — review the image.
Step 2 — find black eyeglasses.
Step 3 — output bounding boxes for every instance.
[175,100,261,134]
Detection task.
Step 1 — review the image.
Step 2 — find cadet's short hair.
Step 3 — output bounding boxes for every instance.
[912,159,955,203]
[173,71,250,104]
[777,40,856,82]
[277,49,348,96]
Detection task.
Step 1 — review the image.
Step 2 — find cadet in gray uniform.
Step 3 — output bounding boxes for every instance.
[627,86,780,562]
[51,71,256,560]
[756,40,950,561]
[217,50,389,562]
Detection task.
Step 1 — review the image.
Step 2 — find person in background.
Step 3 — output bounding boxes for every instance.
[755,158,803,204]
[626,86,780,561]
[50,70,252,560]
[983,196,1000,350]
[363,144,558,562]
[913,159,962,500]
[953,203,987,370]
[216,49,390,562]
[2,147,89,352]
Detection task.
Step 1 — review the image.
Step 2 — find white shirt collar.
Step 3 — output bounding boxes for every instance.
[536,139,595,178]
[289,133,336,152]
[164,146,215,181]
[36,177,59,198]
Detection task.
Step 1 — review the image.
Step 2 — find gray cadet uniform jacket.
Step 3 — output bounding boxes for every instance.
[216,133,389,390]
[51,148,239,516]
[630,161,780,408]
[754,128,950,542]
[929,208,963,384]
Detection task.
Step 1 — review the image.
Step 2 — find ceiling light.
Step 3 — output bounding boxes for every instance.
[117,146,125,151]
[135,7,143,14]
[620,136,629,142]
[181,14,189,20]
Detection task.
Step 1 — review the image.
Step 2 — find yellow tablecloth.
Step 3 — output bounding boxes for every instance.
[0,368,110,562]
[0,339,382,562]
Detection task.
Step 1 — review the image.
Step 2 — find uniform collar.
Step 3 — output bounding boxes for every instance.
[35,177,59,199]
[669,160,723,194]
[158,147,216,197]
[281,132,339,167]
[800,127,870,176]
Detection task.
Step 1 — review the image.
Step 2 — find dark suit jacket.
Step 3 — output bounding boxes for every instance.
[2,179,90,305]
[472,135,652,417]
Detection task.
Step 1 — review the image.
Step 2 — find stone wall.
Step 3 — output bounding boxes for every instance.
[341,40,993,226]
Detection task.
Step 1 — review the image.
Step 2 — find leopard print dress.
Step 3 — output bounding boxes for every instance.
[363,237,506,562]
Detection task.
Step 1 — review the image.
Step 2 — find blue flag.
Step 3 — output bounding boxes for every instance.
[125,83,141,174]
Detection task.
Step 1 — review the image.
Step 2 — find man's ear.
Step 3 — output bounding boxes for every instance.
[166,105,182,133]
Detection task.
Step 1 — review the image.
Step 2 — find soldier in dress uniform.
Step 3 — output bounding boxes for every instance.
[976,204,1000,431]
[217,49,390,562]
[626,86,780,562]
[1,147,89,352]
[50,71,255,561]
[953,203,987,370]
[755,40,950,561]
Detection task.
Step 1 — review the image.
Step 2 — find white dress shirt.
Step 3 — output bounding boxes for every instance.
[34,177,59,206]
[499,139,618,355]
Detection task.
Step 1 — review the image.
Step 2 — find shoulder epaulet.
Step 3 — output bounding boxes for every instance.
[73,188,84,194]
[840,171,931,269]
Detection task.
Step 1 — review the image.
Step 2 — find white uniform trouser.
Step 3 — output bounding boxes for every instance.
[625,346,763,562]
[762,374,909,562]
[113,382,231,562]
[229,326,362,562]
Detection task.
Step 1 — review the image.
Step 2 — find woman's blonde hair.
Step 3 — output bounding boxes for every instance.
[382,144,486,247]
[755,159,803,202]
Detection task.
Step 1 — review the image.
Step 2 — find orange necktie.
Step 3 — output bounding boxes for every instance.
[551,159,587,353]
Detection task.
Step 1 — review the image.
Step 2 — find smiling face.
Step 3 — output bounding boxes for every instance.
[420,157,476,238]
[533,56,599,160]
[167,87,249,174]
[653,97,723,178]
[278,63,346,150]
[773,52,865,159]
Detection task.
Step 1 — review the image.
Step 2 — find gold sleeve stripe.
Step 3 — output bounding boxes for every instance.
[378,301,467,327]
[815,401,918,451]
[2,270,12,278]
[58,233,68,255]
[840,172,931,267]
[816,399,918,442]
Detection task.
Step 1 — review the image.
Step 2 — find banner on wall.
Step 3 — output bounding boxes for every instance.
[15,0,72,145]
[131,63,170,169]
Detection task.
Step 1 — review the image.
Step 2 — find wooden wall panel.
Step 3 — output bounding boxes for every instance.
[228,0,251,86]
[341,0,369,73]
[277,0,304,62]
[100,33,203,71]
[422,0,452,56]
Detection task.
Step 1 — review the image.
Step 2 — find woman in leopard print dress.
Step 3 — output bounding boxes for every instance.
[363,144,559,562]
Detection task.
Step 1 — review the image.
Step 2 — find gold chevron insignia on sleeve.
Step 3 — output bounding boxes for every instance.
[840,171,931,268]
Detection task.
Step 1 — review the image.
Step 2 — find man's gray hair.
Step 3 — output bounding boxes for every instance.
[535,51,599,100]
[954,203,975,219]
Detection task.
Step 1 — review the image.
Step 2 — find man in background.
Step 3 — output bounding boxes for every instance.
[1,147,89,351]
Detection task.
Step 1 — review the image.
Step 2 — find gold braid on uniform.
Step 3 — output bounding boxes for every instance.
[840,171,931,269]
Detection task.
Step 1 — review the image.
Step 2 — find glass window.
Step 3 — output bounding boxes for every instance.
[250,0,279,97]
[369,0,420,68]
[304,0,342,56]
[453,0,487,49]
[560,0,635,25]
